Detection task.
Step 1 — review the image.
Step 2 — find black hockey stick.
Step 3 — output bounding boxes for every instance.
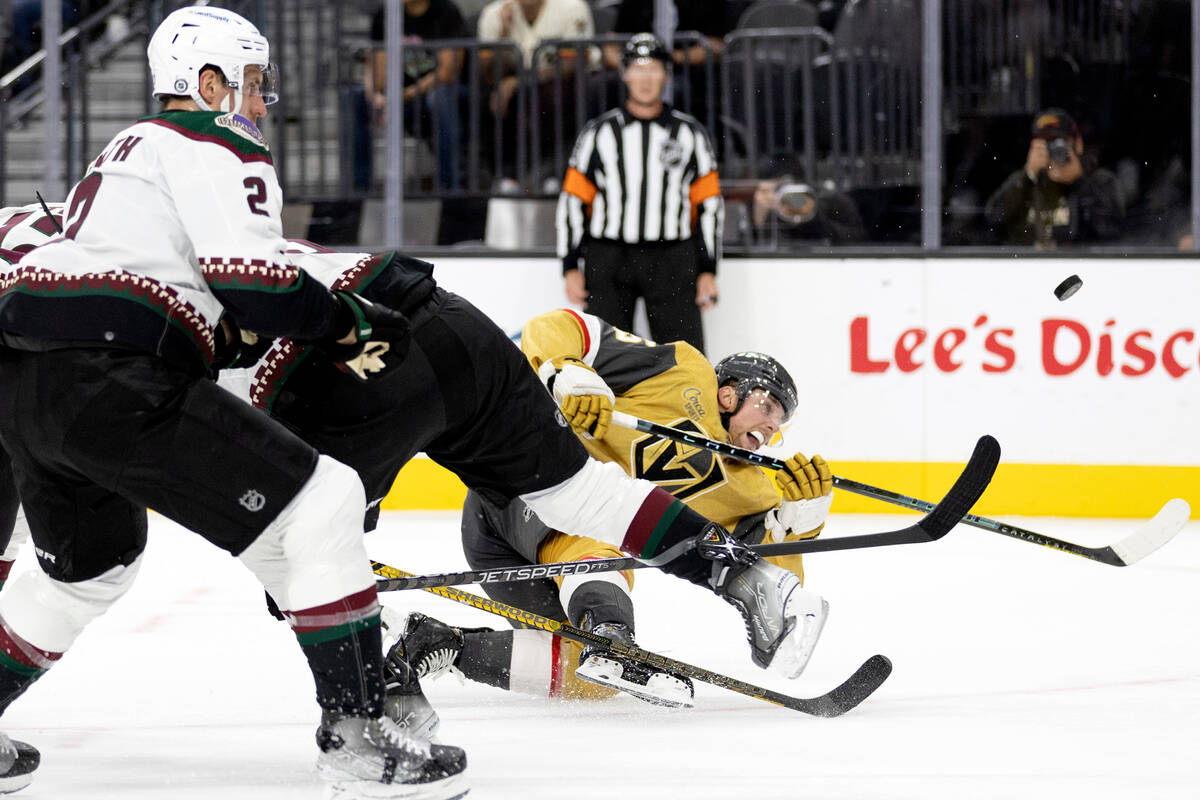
[611,412,1188,567]
[373,434,999,592]
[35,192,64,233]
[372,561,892,717]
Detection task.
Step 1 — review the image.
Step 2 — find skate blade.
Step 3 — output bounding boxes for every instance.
[775,597,830,680]
[576,655,695,708]
[0,772,34,795]
[320,762,468,800]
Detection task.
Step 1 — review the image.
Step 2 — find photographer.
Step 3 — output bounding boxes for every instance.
[984,109,1125,247]
[750,177,866,248]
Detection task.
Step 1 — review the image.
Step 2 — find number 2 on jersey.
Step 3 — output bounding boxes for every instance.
[62,173,103,240]
[244,177,269,216]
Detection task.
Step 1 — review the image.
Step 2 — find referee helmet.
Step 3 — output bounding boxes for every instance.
[622,33,671,69]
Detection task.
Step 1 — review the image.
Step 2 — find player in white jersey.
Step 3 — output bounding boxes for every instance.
[0,37,824,782]
[1,195,830,739]
[0,8,467,799]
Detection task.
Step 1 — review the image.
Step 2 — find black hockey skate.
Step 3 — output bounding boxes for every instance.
[0,732,39,795]
[576,621,695,708]
[395,613,498,682]
[697,524,828,678]
[316,711,468,800]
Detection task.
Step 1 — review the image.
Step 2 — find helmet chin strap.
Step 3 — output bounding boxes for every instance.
[190,70,242,114]
[718,382,745,434]
[219,90,241,114]
[191,89,239,114]
[719,398,744,434]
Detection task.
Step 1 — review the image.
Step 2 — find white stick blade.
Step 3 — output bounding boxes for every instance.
[1109,498,1192,566]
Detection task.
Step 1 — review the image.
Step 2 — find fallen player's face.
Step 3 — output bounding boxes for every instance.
[726,389,785,451]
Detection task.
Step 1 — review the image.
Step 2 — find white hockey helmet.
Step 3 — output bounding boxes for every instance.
[148,6,278,112]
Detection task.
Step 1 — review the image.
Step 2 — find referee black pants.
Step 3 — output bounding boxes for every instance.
[582,238,705,353]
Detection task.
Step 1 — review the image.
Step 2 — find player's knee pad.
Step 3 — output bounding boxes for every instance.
[520,458,654,547]
[238,454,373,612]
[0,557,142,653]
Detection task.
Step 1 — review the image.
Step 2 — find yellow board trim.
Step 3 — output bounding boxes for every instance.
[380,458,468,510]
[381,457,1199,519]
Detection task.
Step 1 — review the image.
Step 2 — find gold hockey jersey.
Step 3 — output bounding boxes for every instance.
[522,308,815,581]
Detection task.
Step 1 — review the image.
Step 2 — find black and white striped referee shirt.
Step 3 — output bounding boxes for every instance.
[556,105,723,275]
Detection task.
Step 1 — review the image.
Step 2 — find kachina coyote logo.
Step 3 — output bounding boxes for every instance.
[632,419,725,500]
[216,112,269,149]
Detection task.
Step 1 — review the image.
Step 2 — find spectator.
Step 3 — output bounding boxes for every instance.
[984,109,1125,247]
[477,0,594,119]
[750,177,866,247]
[602,1,735,69]
[357,0,469,191]
[556,33,722,353]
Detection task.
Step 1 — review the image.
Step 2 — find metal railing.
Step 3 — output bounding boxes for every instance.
[0,0,265,205]
[944,0,1134,121]
[0,0,152,205]
[721,28,834,183]
[1,0,1192,251]
[525,32,716,193]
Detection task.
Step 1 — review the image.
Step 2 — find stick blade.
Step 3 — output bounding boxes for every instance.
[916,435,1002,541]
[795,654,893,717]
[1108,498,1191,566]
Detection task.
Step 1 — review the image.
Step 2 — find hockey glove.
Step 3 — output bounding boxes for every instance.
[314,290,410,381]
[539,357,615,439]
[767,453,834,541]
[764,496,833,542]
[211,316,244,372]
[212,316,276,372]
[777,453,832,501]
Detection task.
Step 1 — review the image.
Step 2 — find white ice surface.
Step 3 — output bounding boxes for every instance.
[4,510,1199,800]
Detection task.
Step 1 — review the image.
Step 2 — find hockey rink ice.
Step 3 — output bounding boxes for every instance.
[3,508,1197,800]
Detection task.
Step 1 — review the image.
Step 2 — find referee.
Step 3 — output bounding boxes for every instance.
[555,33,723,352]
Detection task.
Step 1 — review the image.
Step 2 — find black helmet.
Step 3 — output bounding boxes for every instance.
[715,352,798,421]
[622,33,670,68]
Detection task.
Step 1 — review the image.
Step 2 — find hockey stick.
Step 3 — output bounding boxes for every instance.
[373,434,1000,592]
[610,411,1189,567]
[372,561,892,717]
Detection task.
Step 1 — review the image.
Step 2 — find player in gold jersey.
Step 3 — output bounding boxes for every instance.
[384,309,834,708]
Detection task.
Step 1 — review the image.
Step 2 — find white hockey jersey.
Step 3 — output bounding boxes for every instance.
[0,202,434,406]
[0,111,337,372]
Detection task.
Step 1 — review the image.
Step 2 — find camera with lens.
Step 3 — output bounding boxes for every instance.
[1046,137,1072,165]
[775,183,818,224]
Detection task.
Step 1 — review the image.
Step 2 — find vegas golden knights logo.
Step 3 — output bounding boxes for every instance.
[632,420,725,500]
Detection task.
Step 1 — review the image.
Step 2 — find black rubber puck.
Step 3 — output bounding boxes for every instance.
[1054,274,1082,301]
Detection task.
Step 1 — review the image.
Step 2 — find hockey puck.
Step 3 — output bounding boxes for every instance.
[1054,274,1082,301]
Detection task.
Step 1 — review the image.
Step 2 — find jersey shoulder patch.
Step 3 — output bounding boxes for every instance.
[139,111,272,164]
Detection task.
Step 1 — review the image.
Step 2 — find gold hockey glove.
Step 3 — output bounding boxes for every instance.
[777,453,832,501]
[541,357,615,439]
